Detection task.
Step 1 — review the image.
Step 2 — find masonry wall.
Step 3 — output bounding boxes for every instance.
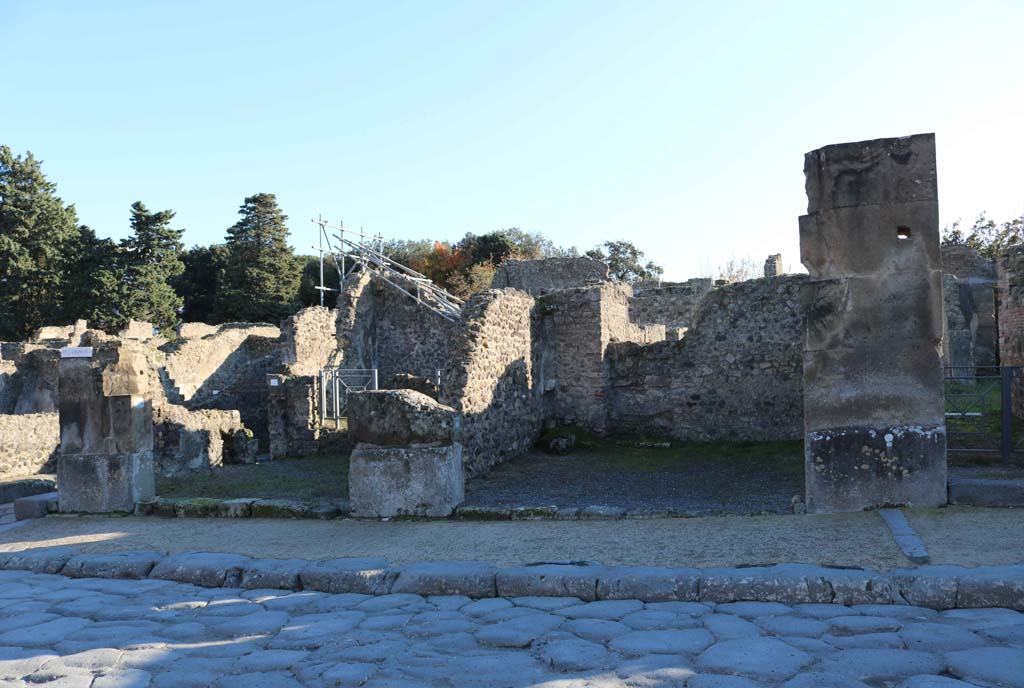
[491,257,609,296]
[997,247,1024,418]
[281,306,339,376]
[628,279,713,333]
[441,289,541,477]
[942,244,997,370]
[607,276,807,441]
[0,413,59,479]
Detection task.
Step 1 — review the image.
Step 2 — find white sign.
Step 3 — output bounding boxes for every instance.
[60,347,93,358]
[269,378,280,387]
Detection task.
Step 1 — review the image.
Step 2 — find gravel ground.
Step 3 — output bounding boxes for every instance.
[1,569,1021,687]
[2,507,1023,570]
[464,444,804,514]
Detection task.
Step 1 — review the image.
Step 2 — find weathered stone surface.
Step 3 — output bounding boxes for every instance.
[391,561,497,598]
[946,646,1024,687]
[62,551,163,580]
[496,564,604,601]
[240,559,307,590]
[697,637,812,681]
[298,558,392,595]
[801,134,946,513]
[349,443,464,518]
[149,551,251,587]
[13,491,58,520]
[250,499,309,519]
[610,628,715,656]
[597,566,700,602]
[948,475,1024,507]
[0,413,59,480]
[58,452,155,513]
[956,565,1024,610]
[491,257,609,296]
[539,637,610,672]
[0,546,76,573]
[815,649,944,682]
[347,389,457,446]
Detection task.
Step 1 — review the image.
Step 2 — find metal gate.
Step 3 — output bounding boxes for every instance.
[318,368,378,427]
[944,366,1023,460]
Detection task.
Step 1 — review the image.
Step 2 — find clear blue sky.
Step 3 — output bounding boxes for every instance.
[3,1,1022,280]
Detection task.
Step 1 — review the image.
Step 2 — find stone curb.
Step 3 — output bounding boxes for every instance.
[0,547,1021,610]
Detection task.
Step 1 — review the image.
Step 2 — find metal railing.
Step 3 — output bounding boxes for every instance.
[944,366,1023,461]
[319,367,378,425]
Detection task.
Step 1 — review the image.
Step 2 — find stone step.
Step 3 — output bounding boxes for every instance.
[14,491,58,520]
[949,476,1024,507]
[0,475,56,504]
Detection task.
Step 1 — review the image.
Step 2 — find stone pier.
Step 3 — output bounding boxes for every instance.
[800,133,947,513]
[57,343,155,512]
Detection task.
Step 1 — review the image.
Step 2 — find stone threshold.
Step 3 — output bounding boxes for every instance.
[0,546,1021,611]
[128,498,789,521]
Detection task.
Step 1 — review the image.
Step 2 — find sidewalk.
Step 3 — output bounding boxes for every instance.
[1,506,1021,570]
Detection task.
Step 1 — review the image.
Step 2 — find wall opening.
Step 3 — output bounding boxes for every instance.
[897,225,912,240]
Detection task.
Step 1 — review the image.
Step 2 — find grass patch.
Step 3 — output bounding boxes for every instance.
[156,453,349,501]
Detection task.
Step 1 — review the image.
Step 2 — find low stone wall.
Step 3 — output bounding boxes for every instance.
[281,306,338,376]
[0,413,59,479]
[628,278,713,331]
[491,257,608,296]
[161,322,282,401]
[608,276,807,441]
[442,289,541,477]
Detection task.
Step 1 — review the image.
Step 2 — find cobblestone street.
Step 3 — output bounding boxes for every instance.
[1,570,1022,688]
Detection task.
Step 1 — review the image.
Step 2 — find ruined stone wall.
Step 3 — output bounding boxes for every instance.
[441,289,540,477]
[267,374,319,457]
[0,413,59,479]
[491,257,609,296]
[153,405,256,476]
[608,276,807,441]
[282,306,338,376]
[997,247,1024,418]
[943,274,975,372]
[335,273,454,382]
[940,244,997,370]
[540,282,664,434]
[628,279,713,333]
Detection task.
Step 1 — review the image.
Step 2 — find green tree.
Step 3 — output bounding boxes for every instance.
[62,227,122,331]
[942,212,1024,261]
[0,147,86,338]
[118,201,185,332]
[297,253,342,308]
[217,193,300,322]
[174,244,229,324]
[585,240,663,282]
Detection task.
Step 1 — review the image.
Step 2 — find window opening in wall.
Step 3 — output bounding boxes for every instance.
[897,226,912,240]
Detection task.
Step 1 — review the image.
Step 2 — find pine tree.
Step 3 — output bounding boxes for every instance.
[174,244,229,324]
[217,193,299,322]
[0,147,86,339]
[119,201,184,332]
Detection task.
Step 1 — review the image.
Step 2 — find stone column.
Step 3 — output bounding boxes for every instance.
[800,133,946,513]
[57,343,155,512]
[764,254,784,277]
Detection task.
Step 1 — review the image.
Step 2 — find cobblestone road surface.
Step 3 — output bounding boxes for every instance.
[1,570,1022,688]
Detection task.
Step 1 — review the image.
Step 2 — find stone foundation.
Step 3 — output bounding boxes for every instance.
[349,443,464,518]
[0,413,59,479]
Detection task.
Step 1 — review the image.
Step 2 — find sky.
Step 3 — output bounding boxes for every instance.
[3,0,1023,280]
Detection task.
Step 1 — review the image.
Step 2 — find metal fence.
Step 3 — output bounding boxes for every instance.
[944,366,1023,461]
[318,368,378,425]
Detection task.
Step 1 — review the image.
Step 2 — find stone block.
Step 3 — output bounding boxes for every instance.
[62,551,164,579]
[819,568,894,606]
[219,498,254,518]
[298,558,392,595]
[699,565,828,605]
[597,566,700,602]
[956,565,1024,610]
[250,499,309,519]
[0,546,76,574]
[496,563,605,601]
[0,476,56,503]
[948,476,1024,507]
[890,566,963,609]
[347,389,457,446]
[805,425,947,513]
[390,561,497,598]
[349,443,464,518]
[240,559,307,590]
[14,492,58,520]
[57,452,155,513]
[149,551,251,587]
[174,498,225,518]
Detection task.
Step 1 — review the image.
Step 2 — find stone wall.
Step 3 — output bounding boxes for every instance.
[281,306,338,376]
[940,244,997,370]
[541,283,664,434]
[153,405,256,476]
[764,254,784,277]
[628,279,713,333]
[491,257,609,296]
[335,273,454,382]
[0,413,59,479]
[997,247,1024,418]
[608,276,807,441]
[441,289,541,477]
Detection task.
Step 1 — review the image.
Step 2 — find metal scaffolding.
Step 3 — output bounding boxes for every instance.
[311,216,463,321]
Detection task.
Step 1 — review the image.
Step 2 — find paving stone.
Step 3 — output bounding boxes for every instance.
[92,669,152,688]
[152,670,220,688]
[849,604,936,620]
[898,622,984,652]
[462,597,514,616]
[828,615,903,634]
[428,594,472,610]
[475,612,565,647]
[822,632,904,649]
[700,565,829,605]
[215,672,304,688]
[793,603,857,619]
[780,636,833,654]
[269,611,365,649]
[298,557,391,595]
[815,649,944,682]
[563,618,631,643]
[889,566,962,610]
[779,673,871,688]
[716,601,793,618]
[390,561,497,598]
[260,591,328,612]
[62,551,164,580]
[609,629,715,657]
[956,565,1024,611]
[945,646,1024,688]
[404,610,477,636]
[756,615,829,637]
[620,609,701,630]
[977,623,1024,644]
[704,614,759,639]
[696,638,812,681]
[318,662,377,686]
[0,617,92,646]
[0,546,76,574]
[561,600,644,620]
[0,612,59,632]
[688,676,765,688]
[496,564,605,601]
[359,612,413,631]
[939,607,1024,629]
[149,552,251,588]
[645,601,714,615]
[512,596,583,611]
[894,677,979,688]
[540,637,610,672]
[211,610,290,636]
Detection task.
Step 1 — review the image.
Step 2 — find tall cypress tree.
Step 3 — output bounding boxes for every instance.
[119,201,185,332]
[217,193,299,322]
[0,147,85,338]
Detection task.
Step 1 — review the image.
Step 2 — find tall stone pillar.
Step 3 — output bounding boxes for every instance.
[800,134,946,513]
[57,343,155,512]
